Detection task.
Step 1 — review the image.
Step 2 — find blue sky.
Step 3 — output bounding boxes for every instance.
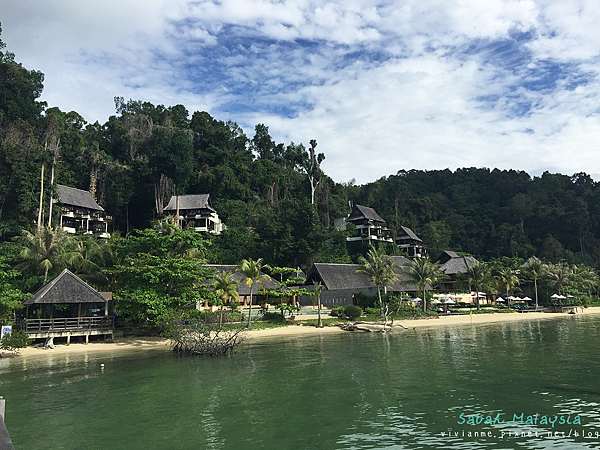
[2,0,600,184]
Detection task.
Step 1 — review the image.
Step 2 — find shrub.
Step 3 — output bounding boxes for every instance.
[355,292,377,309]
[365,307,380,315]
[262,312,286,322]
[344,305,363,320]
[330,306,345,317]
[0,330,32,354]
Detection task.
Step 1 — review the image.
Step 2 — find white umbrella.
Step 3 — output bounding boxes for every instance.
[523,296,532,301]
[551,294,561,299]
[433,294,444,298]
[431,299,442,304]
[496,297,505,302]
[444,299,456,304]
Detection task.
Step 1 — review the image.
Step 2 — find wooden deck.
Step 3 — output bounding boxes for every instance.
[24,317,115,343]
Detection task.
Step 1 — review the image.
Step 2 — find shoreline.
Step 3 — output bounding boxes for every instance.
[5,307,600,360]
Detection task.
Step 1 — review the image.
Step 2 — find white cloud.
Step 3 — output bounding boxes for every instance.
[1,0,600,184]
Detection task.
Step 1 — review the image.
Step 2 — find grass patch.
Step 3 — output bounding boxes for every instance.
[297,318,346,327]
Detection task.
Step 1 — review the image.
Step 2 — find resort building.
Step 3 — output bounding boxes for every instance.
[396,226,427,257]
[55,185,111,238]
[303,257,419,308]
[22,269,114,344]
[163,194,224,234]
[435,250,478,292]
[337,204,393,243]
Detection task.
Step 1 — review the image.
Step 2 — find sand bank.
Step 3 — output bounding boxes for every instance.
[6,307,600,359]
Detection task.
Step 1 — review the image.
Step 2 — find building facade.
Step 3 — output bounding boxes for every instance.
[163,194,224,234]
[396,226,427,257]
[55,185,111,238]
[343,204,394,243]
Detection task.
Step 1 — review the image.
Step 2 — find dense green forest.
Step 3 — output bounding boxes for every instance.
[2,26,600,272]
[3,25,600,327]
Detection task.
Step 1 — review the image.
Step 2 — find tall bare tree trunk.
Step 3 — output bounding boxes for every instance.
[47,163,55,227]
[37,163,45,230]
[175,195,180,228]
[154,174,175,214]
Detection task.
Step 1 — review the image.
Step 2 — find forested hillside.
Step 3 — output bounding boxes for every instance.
[2,27,600,270]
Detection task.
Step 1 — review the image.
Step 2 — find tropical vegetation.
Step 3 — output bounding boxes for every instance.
[2,25,600,335]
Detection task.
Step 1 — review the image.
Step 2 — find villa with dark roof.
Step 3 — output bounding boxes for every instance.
[343,204,393,243]
[22,269,114,344]
[55,185,112,238]
[435,250,479,291]
[163,194,224,234]
[396,226,427,257]
[303,257,419,307]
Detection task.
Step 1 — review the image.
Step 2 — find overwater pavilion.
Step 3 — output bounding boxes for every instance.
[22,269,114,344]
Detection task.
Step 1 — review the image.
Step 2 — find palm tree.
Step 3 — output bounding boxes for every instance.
[236,258,269,329]
[545,262,572,296]
[466,261,489,310]
[572,264,599,298]
[14,227,79,283]
[212,271,239,328]
[405,256,449,313]
[496,267,520,299]
[522,257,545,309]
[355,246,400,319]
[310,282,326,328]
[71,235,109,287]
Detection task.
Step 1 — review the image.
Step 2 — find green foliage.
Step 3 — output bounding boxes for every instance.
[355,292,377,309]
[329,306,345,317]
[344,304,363,320]
[0,330,32,354]
[110,255,211,320]
[405,256,449,312]
[262,311,286,322]
[0,261,28,321]
[6,30,600,273]
[13,226,80,283]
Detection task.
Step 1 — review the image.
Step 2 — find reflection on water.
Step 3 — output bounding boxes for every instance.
[2,315,600,449]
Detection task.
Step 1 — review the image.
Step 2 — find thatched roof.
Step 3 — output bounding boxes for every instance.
[55,185,104,211]
[203,265,277,295]
[397,226,422,243]
[164,194,215,213]
[306,258,419,292]
[436,251,478,275]
[307,263,372,290]
[346,205,386,224]
[23,269,107,305]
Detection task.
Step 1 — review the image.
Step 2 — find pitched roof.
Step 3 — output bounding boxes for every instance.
[23,269,107,305]
[308,263,373,290]
[307,259,419,292]
[397,226,422,242]
[203,265,276,295]
[55,185,104,211]
[164,194,215,213]
[437,253,479,275]
[346,205,386,224]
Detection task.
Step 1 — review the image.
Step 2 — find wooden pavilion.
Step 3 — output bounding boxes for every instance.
[22,269,114,344]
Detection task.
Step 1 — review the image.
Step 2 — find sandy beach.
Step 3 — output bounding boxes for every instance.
[6,307,600,360]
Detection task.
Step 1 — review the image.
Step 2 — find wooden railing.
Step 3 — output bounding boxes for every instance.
[24,317,114,334]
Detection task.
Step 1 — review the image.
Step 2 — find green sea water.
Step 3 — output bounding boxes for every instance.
[2,315,600,450]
